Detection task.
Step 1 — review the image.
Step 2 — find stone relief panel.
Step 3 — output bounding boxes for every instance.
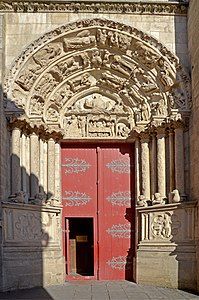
[60,92,134,138]
[4,19,191,139]
[139,205,196,243]
[3,205,61,247]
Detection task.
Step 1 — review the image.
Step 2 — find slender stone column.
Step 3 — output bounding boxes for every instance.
[21,133,28,201]
[47,138,55,198]
[140,133,150,199]
[150,133,157,197]
[55,142,61,200]
[174,124,185,197]
[11,127,21,195]
[25,135,30,197]
[135,139,140,201]
[39,139,44,194]
[30,133,40,198]
[43,141,48,196]
[169,129,175,193]
[156,128,166,198]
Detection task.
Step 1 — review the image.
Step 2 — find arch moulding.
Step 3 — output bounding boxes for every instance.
[4,18,191,141]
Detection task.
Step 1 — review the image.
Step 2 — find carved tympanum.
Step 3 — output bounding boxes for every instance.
[4,19,191,139]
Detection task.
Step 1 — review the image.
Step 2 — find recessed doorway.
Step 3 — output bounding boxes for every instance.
[62,144,135,281]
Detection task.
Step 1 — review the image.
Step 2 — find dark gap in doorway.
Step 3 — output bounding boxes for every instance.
[68,217,94,276]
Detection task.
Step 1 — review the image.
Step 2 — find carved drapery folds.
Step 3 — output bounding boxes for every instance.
[4,19,191,205]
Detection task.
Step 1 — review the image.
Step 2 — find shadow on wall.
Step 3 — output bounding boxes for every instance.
[0,87,62,293]
[169,206,197,292]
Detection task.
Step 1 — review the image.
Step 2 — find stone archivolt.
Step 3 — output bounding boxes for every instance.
[5,19,191,140]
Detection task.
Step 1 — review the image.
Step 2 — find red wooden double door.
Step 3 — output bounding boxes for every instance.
[61,144,135,281]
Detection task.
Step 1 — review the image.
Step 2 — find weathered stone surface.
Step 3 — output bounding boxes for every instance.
[0,0,197,293]
[188,0,199,292]
[137,202,197,290]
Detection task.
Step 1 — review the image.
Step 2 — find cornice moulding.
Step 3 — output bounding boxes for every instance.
[0,1,188,15]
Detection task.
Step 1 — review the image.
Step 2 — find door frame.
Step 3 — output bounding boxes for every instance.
[60,141,137,282]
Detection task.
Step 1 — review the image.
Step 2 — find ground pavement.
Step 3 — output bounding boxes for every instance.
[0,281,199,300]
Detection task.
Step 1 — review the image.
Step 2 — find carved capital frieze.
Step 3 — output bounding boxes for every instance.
[0,1,188,15]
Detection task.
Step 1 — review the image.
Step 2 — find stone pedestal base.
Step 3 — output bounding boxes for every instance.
[136,202,197,291]
[1,202,65,291]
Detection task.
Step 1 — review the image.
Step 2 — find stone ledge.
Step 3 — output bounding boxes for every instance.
[1,201,62,213]
[0,1,188,15]
[136,200,197,212]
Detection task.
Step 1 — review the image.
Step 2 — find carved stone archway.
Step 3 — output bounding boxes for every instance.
[4,18,191,205]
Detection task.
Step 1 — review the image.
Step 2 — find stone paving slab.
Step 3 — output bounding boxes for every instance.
[0,281,199,300]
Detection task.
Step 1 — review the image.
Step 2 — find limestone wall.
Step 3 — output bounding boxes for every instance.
[0,0,192,292]
[188,0,199,292]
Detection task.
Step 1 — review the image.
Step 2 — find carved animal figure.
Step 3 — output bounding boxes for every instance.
[170,189,181,203]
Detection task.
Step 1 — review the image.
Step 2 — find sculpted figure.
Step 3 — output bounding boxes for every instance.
[102,50,111,67]
[16,63,41,91]
[99,71,126,90]
[152,193,165,205]
[91,50,102,68]
[133,68,158,94]
[137,195,148,207]
[80,52,90,68]
[12,88,26,109]
[33,193,46,205]
[69,73,96,92]
[111,55,135,77]
[63,30,96,51]
[133,41,160,69]
[117,122,130,137]
[134,107,142,122]
[139,100,150,121]
[77,116,86,137]
[35,73,57,97]
[64,115,82,137]
[71,94,115,113]
[169,189,181,203]
[162,214,172,238]
[30,95,45,115]
[52,84,73,107]
[156,59,175,91]
[88,117,113,137]
[107,31,119,47]
[119,81,145,105]
[118,33,132,50]
[33,43,62,67]
[97,29,107,45]
[58,57,79,76]
[46,106,59,122]
[9,191,27,204]
[152,98,167,116]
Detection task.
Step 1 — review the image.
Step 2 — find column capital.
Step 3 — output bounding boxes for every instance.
[173,120,185,131]
[30,131,38,137]
[140,132,150,142]
[156,127,166,136]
